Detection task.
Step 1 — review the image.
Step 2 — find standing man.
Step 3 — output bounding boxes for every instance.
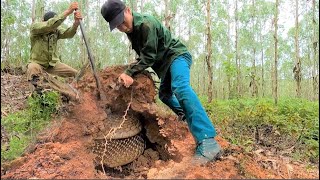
[27,2,82,100]
[101,0,222,164]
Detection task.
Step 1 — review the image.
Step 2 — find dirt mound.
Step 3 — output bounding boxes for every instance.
[1,66,319,179]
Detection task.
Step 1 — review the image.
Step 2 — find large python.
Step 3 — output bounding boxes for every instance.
[92,114,145,167]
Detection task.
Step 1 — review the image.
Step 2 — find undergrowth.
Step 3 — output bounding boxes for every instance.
[200,97,319,164]
[1,91,60,162]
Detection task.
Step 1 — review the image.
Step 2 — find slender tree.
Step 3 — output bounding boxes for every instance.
[293,0,302,98]
[273,0,279,105]
[235,0,241,97]
[32,0,36,23]
[35,0,44,22]
[250,0,258,97]
[312,0,319,101]
[205,0,213,102]
[164,0,171,31]
[226,0,232,99]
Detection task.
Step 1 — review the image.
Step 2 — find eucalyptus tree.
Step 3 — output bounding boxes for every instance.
[216,0,237,99]
[204,0,213,102]
[234,0,241,97]
[312,0,319,101]
[294,0,319,100]
[273,0,279,104]
[34,0,44,22]
[1,0,15,64]
[210,0,232,99]
[255,0,275,98]
[1,0,32,68]
[237,0,258,98]
[175,0,206,95]
[250,0,258,97]
[293,0,302,98]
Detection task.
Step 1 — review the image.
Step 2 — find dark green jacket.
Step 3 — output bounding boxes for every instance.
[29,13,78,68]
[125,12,188,79]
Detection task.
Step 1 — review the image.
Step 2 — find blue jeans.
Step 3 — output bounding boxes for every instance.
[159,52,217,143]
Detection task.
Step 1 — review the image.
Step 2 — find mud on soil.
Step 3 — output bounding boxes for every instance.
[1,66,319,179]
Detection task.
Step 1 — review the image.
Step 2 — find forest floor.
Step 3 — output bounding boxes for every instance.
[1,66,319,179]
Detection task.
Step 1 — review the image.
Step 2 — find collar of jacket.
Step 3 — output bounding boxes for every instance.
[128,12,144,34]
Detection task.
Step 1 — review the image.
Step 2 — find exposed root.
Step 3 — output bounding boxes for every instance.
[100,89,134,174]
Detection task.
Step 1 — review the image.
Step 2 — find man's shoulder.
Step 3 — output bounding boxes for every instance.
[142,14,159,26]
[133,12,160,27]
[30,21,42,28]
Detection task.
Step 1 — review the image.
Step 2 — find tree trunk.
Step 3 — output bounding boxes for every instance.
[235,0,241,97]
[202,34,207,96]
[227,0,232,99]
[140,0,144,12]
[259,22,265,98]
[205,0,213,103]
[294,0,302,98]
[312,0,319,101]
[261,48,265,98]
[164,0,174,31]
[35,0,44,22]
[32,0,36,23]
[274,0,279,105]
[251,0,258,97]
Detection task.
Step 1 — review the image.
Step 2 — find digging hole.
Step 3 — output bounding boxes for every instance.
[93,111,172,177]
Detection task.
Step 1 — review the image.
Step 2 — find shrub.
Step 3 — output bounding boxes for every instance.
[1,91,60,161]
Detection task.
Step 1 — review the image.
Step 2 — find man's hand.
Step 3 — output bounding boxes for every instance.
[73,11,82,26]
[118,73,134,88]
[64,2,79,17]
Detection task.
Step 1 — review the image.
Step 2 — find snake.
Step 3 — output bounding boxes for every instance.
[92,114,145,168]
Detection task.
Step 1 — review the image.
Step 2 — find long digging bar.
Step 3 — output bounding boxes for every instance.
[77,14,106,101]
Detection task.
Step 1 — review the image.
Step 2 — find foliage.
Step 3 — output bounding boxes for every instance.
[1,91,60,162]
[2,0,319,100]
[201,97,319,163]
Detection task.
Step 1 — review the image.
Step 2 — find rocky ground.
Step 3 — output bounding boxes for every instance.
[1,66,319,179]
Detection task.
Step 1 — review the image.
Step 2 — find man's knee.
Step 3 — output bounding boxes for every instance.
[51,62,78,78]
[27,62,43,80]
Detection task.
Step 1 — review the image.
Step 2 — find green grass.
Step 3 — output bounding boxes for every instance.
[1,91,60,162]
[199,97,319,163]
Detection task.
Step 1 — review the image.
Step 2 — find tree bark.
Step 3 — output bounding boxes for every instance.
[294,0,302,98]
[227,0,232,99]
[35,0,44,22]
[32,0,36,23]
[205,0,213,103]
[312,0,319,101]
[164,0,173,31]
[274,0,279,105]
[251,0,258,97]
[235,0,241,97]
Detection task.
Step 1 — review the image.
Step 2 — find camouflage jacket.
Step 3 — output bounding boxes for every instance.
[29,13,78,68]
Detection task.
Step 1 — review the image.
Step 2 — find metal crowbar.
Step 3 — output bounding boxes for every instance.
[76,10,106,101]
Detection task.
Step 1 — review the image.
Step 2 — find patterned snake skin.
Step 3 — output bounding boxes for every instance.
[92,115,145,167]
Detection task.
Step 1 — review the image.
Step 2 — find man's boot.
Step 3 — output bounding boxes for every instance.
[192,138,223,165]
[30,75,43,95]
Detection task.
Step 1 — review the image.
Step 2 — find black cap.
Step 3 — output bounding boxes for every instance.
[43,11,57,21]
[101,0,125,31]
